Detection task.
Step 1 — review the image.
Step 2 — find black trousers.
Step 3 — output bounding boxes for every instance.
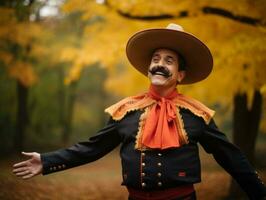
[128,191,196,200]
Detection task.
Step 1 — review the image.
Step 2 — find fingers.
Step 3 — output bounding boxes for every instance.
[15,170,31,177]
[22,173,34,179]
[13,151,35,168]
[13,166,28,173]
[13,166,33,178]
[14,168,35,179]
[12,151,40,180]
[21,151,34,157]
[13,160,28,168]
[13,165,37,179]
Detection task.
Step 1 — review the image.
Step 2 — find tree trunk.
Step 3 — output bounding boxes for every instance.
[14,81,29,153]
[61,81,77,146]
[228,90,262,199]
[57,67,66,139]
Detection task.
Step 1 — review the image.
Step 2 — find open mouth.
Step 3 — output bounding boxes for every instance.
[154,71,166,76]
[149,66,172,78]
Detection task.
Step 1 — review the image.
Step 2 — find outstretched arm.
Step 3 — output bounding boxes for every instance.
[41,118,121,175]
[13,117,121,178]
[13,152,43,179]
[199,119,266,200]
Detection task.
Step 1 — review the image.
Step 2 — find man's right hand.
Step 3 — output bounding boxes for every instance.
[13,152,43,179]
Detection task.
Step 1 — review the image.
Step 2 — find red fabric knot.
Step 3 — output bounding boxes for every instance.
[141,85,181,149]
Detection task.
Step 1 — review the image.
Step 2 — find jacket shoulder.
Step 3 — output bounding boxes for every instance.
[104,93,154,121]
[175,94,215,124]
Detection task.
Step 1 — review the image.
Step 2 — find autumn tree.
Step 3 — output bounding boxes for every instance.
[0,0,89,150]
[0,0,44,152]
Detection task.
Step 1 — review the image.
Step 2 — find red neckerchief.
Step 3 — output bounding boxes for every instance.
[105,86,215,150]
[141,85,180,149]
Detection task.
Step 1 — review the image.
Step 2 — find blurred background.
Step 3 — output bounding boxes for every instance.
[0,0,266,199]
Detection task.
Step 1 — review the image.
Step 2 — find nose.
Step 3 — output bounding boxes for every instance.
[158,58,165,66]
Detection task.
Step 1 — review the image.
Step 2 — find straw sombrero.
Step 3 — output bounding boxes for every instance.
[126,23,213,84]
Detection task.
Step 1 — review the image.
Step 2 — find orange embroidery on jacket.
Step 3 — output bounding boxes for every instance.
[105,92,215,150]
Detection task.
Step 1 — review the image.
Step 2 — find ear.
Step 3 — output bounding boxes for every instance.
[177,70,186,83]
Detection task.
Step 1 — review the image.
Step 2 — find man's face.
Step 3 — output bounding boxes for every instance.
[148,48,185,88]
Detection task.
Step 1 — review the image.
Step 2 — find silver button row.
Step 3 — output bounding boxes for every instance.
[49,164,66,171]
[141,181,163,187]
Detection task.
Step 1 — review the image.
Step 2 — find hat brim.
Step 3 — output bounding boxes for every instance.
[126,28,213,84]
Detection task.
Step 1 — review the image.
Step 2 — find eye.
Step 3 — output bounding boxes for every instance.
[166,59,173,64]
[152,57,159,63]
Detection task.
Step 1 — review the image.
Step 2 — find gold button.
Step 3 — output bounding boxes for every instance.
[53,166,57,170]
[141,172,145,177]
[49,167,53,171]
[62,164,66,168]
[158,182,162,186]
[158,153,162,156]
[142,162,145,167]
[157,162,162,167]
[142,182,146,187]
[58,165,62,169]
[157,172,162,177]
[141,152,145,156]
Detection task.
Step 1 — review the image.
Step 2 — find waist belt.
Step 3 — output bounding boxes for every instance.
[127,184,194,200]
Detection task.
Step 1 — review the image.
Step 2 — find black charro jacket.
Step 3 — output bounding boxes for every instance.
[41,108,266,200]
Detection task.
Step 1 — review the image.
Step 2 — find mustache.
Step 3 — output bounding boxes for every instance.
[148,65,172,78]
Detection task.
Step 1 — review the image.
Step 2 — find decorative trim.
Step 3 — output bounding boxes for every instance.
[176,107,189,145]
[105,92,215,150]
[105,92,215,124]
[173,94,215,124]
[135,106,151,150]
[105,93,155,121]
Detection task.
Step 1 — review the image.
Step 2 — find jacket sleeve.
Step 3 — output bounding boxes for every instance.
[40,117,121,175]
[199,119,266,200]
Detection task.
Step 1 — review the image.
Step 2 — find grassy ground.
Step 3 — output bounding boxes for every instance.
[1,147,265,200]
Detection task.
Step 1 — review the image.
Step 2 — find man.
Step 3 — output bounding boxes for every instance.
[13,24,266,200]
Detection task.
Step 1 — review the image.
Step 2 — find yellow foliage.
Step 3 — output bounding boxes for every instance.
[8,61,37,86]
[261,84,266,94]
[62,0,89,13]
[0,7,46,86]
[0,8,16,23]
[0,20,42,48]
[0,51,13,65]
[12,23,42,47]
[203,0,266,19]
[1,1,264,132]
[105,0,266,19]
[107,0,201,16]
[29,44,48,58]
[64,63,83,85]
[58,0,266,109]
[105,64,149,96]
[45,0,266,131]
[60,47,79,62]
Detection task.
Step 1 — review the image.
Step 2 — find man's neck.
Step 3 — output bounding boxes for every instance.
[151,85,177,97]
